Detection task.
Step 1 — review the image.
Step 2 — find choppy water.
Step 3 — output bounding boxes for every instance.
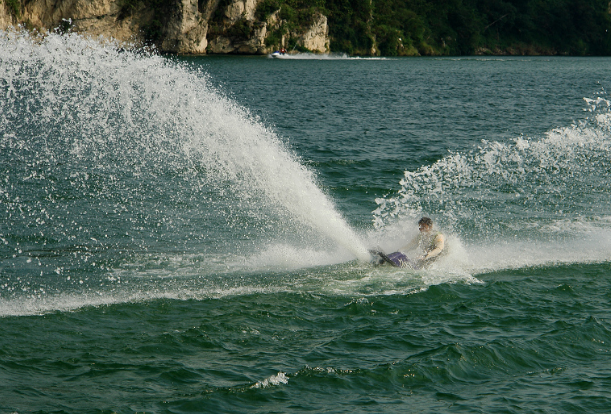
[1,30,611,413]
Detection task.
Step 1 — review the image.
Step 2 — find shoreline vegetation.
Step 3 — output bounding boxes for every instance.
[269,0,611,56]
[2,0,611,56]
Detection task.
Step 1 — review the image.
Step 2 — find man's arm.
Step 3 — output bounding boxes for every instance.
[421,234,445,261]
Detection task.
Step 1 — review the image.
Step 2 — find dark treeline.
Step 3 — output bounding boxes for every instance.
[258,0,611,55]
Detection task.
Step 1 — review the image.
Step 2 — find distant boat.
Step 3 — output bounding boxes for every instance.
[271,49,289,58]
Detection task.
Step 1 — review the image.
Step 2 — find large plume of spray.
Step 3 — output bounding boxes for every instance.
[0,29,370,264]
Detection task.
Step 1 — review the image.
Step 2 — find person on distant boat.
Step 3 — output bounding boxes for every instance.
[280,48,287,55]
[400,217,445,267]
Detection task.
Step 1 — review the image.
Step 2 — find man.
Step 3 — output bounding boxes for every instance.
[371,217,445,268]
[399,217,445,267]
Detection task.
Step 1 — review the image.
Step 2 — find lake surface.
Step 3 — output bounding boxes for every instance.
[1,31,611,413]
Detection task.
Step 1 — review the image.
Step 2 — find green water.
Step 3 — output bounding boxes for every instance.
[1,32,611,413]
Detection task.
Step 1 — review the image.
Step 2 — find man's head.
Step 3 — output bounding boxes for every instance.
[418,217,433,232]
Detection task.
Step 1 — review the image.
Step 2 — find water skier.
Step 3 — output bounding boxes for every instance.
[400,217,445,267]
[371,217,445,269]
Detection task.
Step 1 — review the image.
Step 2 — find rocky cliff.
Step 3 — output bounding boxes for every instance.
[4,0,609,56]
[0,0,330,54]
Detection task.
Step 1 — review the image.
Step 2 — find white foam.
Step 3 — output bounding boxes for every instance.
[240,243,357,271]
[0,282,290,317]
[372,96,611,272]
[251,372,289,388]
[268,52,389,60]
[0,28,369,262]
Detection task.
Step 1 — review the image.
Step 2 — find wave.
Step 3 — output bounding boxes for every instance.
[372,96,611,272]
[268,52,389,60]
[2,30,610,316]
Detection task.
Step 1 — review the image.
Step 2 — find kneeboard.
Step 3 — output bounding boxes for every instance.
[369,249,398,266]
[370,250,417,268]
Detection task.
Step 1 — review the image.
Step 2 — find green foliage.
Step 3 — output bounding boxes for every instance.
[256,0,282,20]
[227,19,254,39]
[374,25,402,56]
[5,0,21,18]
[325,0,374,55]
[265,28,283,47]
[206,0,611,55]
[279,4,296,23]
[275,0,611,56]
[252,0,329,51]
[4,0,610,56]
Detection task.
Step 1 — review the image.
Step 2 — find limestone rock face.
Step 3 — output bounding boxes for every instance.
[161,0,209,54]
[16,0,147,44]
[207,2,330,54]
[0,3,16,29]
[1,0,331,55]
[225,0,258,23]
[299,12,329,53]
[207,0,267,54]
[207,22,267,54]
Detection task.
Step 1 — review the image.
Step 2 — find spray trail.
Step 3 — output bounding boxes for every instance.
[0,29,369,267]
[373,96,611,270]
